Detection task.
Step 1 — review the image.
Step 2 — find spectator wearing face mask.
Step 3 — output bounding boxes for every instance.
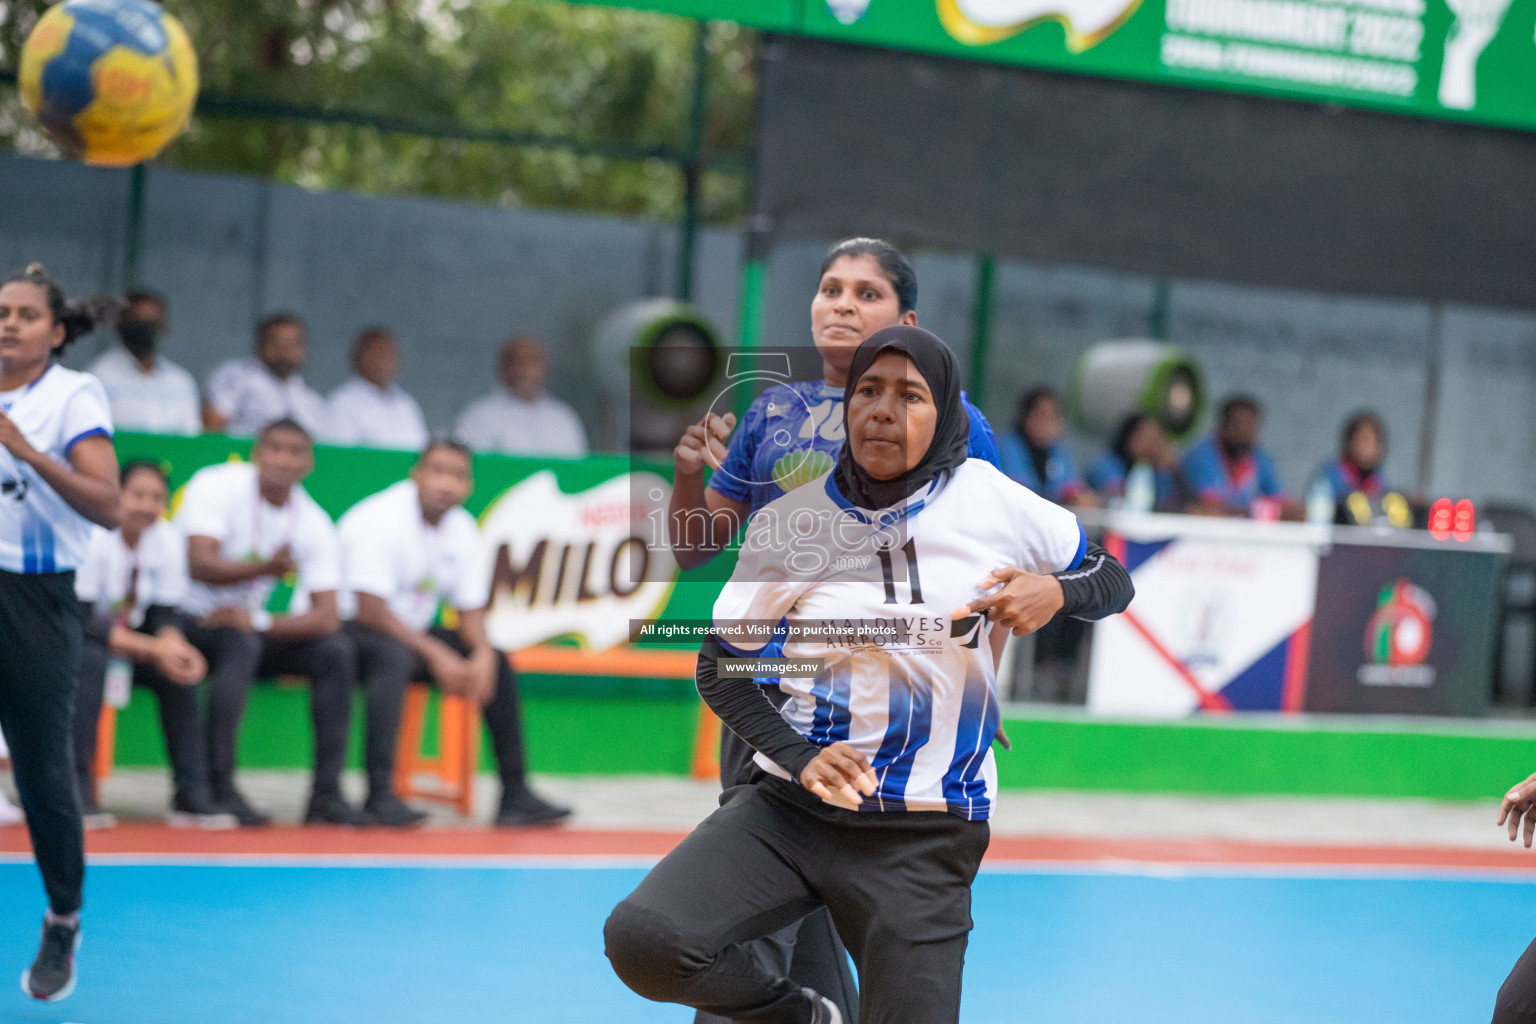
[85,290,200,436]
[1182,395,1289,516]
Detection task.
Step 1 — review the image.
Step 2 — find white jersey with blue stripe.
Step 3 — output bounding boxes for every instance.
[712,459,1086,821]
[0,364,114,574]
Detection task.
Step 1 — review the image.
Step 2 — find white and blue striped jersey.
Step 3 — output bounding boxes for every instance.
[0,365,114,575]
[712,459,1086,821]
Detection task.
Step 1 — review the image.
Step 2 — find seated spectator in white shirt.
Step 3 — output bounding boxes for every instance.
[338,439,569,828]
[203,313,330,438]
[85,290,200,436]
[455,335,588,457]
[324,327,429,451]
[176,418,357,828]
[72,460,221,828]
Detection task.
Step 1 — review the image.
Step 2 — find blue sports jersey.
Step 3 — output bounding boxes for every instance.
[1085,451,1180,508]
[710,379,999,514]
[1181,435,1286,508]
[997,434,1085,505]
[1317,457,1386,503]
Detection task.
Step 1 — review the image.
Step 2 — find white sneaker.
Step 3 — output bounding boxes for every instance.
[0,791,22,826]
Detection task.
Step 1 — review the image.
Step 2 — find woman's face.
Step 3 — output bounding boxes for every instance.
[1347,421,1383,471]
[0,282,63,372]
[1023,396,1063,448]
[1128,417,1162,463]
[120,469,169,536]
[847,351,938,482]
[810,255,916,376]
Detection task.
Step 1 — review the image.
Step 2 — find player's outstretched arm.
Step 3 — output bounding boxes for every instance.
[1499,772,1536,848]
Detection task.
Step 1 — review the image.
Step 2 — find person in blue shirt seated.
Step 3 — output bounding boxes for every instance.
[1087,412,1183,510]
[1317,411,1387,505]
[1182,395,1296,518]
[999,387,1096,508]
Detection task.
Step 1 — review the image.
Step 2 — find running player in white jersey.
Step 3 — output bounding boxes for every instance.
[672,238,1000,1023]
[0,265,121,1003]
[606,326,1133,1024]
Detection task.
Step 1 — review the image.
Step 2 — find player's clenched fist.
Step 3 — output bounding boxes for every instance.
[674,412,736,477]
[949,566,1065,637]
[800,741,878,810]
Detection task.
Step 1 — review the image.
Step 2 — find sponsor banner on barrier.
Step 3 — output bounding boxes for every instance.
[582,0,1536,133]
[1303,541,1502,715]
[116,433,709,660]
[1085,513,1506,718]
[481,469,676,651]
[1087,520,1318,716]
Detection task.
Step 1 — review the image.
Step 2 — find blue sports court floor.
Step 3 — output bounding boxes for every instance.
[0,854,1531,1023]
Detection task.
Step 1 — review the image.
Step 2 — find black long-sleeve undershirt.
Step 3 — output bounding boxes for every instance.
[1052,541,1134,620]
[696,638,823,782]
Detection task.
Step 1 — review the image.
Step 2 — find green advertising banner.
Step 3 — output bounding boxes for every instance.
[578,0,1536,132]
[114,432,725,655]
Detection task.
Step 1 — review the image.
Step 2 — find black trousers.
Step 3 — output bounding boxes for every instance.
[73,607,206,803]
[1495,936,1536,1022]
[0,569,85,915]
[183,624,355,797]
[605,775,990,1024]
[700,728,860,1024]
[344,622,529,797]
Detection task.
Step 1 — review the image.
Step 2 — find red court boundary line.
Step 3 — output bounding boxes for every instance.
[3,824,1534,872]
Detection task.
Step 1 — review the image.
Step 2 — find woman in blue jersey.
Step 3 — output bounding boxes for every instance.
[997,386,1094,507]
[609,327,1132,1024]
[1086,412,1184,510]
[668,238,999,1024]
[669,237,998,569]
[0,265,121,1003]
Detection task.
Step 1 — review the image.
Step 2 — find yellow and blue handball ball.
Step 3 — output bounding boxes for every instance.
[19,0,198,167]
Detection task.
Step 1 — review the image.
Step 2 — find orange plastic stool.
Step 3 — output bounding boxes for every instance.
[87,704,117,802]
[394,684,480,817]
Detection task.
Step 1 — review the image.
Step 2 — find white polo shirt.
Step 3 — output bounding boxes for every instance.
[175,461,340,618]
[0,364,114,574]
[85,346,200,436]
[75,519,189,627]
[454,389,587,457]
[325,377,429,451]
[204,357,330,438]
[338,480,488,631]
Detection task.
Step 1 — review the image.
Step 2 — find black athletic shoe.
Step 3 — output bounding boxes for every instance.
[213,788,272,828]
[493,788,571,828]
[361,794,428,829]
[21,920,79,1003]
[304,791,364,827]
[804,988,843,1024]
[168,789,238,830]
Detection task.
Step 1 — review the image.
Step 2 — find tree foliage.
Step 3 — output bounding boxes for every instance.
[0,0,757,222]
